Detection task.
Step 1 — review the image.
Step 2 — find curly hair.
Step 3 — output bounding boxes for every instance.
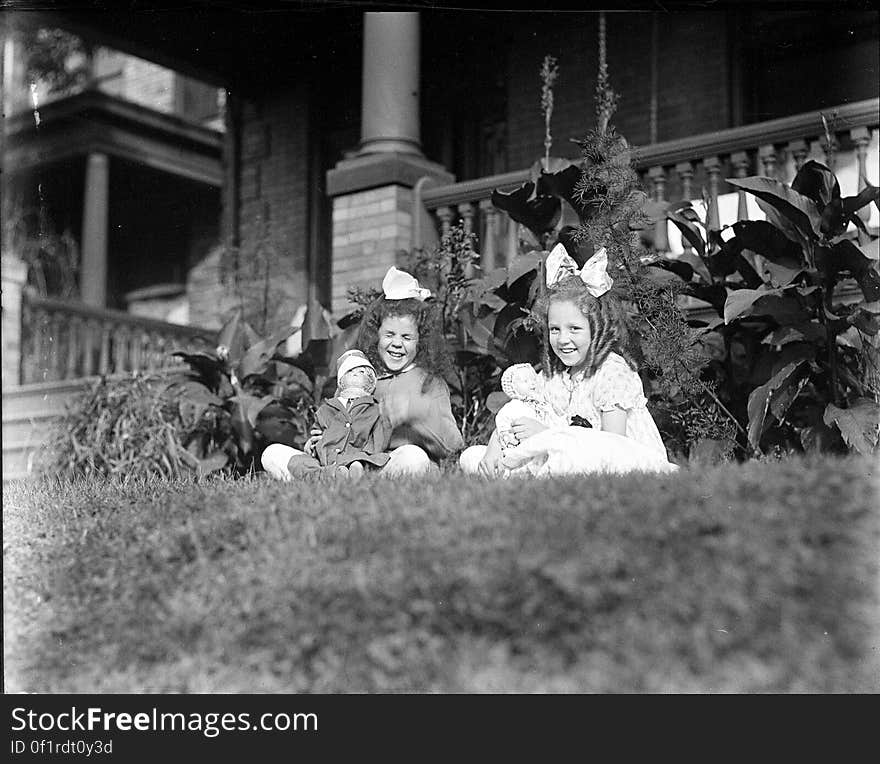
[533,275,636,378]
[355,297,452,392]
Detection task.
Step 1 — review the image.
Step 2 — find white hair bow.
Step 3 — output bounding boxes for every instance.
[382,266,432,301]
[544,243,613,297]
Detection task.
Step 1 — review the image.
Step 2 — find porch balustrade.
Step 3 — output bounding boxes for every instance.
[20,289,216,384]
[418,98,880,269]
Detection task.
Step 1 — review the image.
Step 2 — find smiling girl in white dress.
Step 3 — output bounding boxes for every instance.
[459,244,677,477]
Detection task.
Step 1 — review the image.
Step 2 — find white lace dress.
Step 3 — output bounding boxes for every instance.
[502,353,676,476]
[541,352,669,459]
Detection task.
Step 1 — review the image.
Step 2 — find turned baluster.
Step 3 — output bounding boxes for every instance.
[29,306,44,384]
[703,156,722,231]
[851,127,873,245]
[674,162,695,255]
[99,321,111,375]
[435,206,453,237]
[81,318,96,376]
[505,214,519,261]
[65,316,80,379]
[113,325,128,374]
[46,312,62,381]
[731,151,750,222]
[479,199,498,271]
[148,332,163,372]
[648,166,669,252]
[758,144,778,180]
[787,139,808,173]
[131,330,145,372]
[457,201,475,235]
[457,201,477,277]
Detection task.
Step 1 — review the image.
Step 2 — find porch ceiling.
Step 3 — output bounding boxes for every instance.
[19,3,366,88]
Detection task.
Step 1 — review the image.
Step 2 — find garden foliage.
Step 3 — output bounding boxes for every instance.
[44,308,336,480]
[657,159,880,456]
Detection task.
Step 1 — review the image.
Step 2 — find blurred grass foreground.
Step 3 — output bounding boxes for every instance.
[4,455,879,692]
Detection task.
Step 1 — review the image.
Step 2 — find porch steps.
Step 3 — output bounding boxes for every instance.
[2,379,93,481]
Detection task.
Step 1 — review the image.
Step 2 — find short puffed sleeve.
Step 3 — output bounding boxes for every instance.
[592,354,646,412]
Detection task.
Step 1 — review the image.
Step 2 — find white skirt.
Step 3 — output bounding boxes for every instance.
[500,426,677,477]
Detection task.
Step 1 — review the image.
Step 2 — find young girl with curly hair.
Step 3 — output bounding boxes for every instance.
[460,245,676,477]
[262,267,463,480]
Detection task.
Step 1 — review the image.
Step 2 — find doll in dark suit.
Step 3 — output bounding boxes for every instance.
[286,350,391,480]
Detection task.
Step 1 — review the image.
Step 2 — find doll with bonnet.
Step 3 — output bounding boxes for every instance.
[286,349,391,480]
[494,363,557,474]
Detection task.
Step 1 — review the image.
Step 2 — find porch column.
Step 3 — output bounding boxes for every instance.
[80,152,109,308]
[360,12,421,156]
[1,255,28,387]
[326,11,454,317]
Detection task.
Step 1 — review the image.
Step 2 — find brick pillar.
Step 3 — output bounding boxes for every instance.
[1,255,28,388]
[325,11,453,318]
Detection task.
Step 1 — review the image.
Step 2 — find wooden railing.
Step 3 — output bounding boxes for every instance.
[20,289,217,384]
[418,98,880,268]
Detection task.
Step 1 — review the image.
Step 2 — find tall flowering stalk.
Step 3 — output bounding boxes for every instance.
[595,12,619,136]
[540,55,559,167]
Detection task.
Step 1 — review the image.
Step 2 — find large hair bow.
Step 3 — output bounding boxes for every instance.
[544,243,613,297]
[382,266,432,301]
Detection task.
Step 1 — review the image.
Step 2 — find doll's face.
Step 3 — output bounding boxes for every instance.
[339,366,376,394]
[509,368,539,397]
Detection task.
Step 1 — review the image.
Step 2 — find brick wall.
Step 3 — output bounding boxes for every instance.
[188,86,312,332]
[504,13,731,171]
[330,186,413,316]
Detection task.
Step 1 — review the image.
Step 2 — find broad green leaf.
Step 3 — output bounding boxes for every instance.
[758,258,803,289]
[746,360,809,450]
[480,292,508,311]
[728,176,822,240]
[791,160,839,209]
[486,391,511,413]
[649,259,694,282]
[826,239,880,302]
[731,220,804,269]
[229,399,254,456]
[506,251,544,286]
[860,237,879,261]
[216,310,242,354]
[491,183,561,237]
[823,399,880,454]
[723,287,782,324]
[480,267,510,291]
[239,325,299,379]
[848,308,880,336]
[667,213,706,257]
[755,197,809,248]
[534,161,587,213]
[842,183,880,216]
[231,392,276,429]
[761,322,826,346]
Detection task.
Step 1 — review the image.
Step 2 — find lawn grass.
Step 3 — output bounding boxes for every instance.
[4,455,879,692]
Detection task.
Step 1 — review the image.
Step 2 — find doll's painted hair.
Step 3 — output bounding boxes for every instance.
[355,296,452,391]
[533,275,636,377]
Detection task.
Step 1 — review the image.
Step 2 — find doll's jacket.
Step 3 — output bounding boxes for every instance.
[314,395,392,468]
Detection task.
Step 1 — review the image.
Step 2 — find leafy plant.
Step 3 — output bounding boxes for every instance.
[169,310,318,475]
[450,46,727,458]
[657,159,880,456]
[41,373,192,480]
